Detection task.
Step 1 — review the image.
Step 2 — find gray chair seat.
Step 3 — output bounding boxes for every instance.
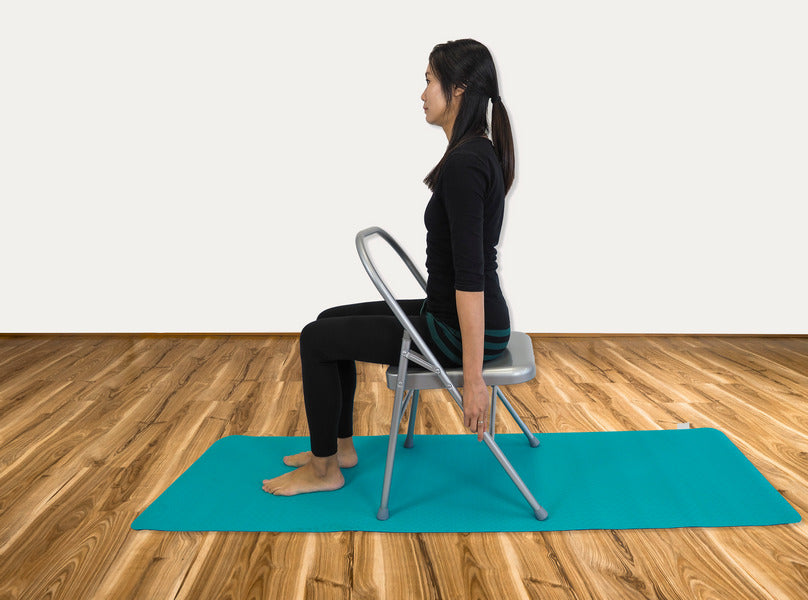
[386,331,536,390]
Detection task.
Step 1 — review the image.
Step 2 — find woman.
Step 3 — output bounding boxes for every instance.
[263,38,514,496]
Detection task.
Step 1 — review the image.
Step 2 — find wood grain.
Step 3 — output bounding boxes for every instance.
[0,334,806,599]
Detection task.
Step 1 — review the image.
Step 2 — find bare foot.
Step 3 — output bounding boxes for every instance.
[283,438,358,468]
[262,460,344,496]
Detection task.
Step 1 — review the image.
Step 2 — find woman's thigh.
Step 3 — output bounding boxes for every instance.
[316,298,424,320]
[302,314,404,366]
[301,312,436,367]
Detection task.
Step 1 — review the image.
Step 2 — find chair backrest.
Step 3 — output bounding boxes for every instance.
[356,227,444,372]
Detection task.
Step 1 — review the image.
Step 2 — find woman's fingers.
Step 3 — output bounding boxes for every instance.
[465,409,487,440]
[475,412,486,441]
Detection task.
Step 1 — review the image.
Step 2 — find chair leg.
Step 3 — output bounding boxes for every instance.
[488,386,498,437]
[483,431,548,520]
[497,387,540,448]
[400,390,414,427]
[404,389,420,448]
[378,334,411,520]
[444,381,547,520]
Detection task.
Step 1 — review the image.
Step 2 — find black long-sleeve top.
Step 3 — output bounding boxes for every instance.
[423,136,510,334]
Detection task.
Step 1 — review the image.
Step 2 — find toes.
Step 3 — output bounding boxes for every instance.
[267,482,285,494]
[262,472,290,494]
[283,451,310,467]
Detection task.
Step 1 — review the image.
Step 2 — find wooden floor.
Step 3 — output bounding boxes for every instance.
[0,335,806,600]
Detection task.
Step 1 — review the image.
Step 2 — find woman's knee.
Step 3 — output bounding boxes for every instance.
[315,307,331,320]
[316,304,355,320]
[300,318,346,362]
[299,321,321,359]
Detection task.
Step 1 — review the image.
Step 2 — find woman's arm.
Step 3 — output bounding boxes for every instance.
[456,289,489,441]
[440,151,491,440]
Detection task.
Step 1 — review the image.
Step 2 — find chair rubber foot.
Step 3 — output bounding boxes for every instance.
[529,436,540,448]
[377,507,390,520]
[403,438,414,449]
[535,507,549,520]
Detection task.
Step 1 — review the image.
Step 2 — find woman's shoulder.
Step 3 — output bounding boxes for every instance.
[445,137,494,168]
[449,135,493,153]
[434,137,497,192]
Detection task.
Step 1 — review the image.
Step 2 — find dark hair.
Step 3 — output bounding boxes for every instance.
[423,39,515,195]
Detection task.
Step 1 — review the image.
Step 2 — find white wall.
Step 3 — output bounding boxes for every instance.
[1,1,805,333]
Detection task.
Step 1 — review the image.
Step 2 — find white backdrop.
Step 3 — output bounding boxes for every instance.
[1,1,805,333]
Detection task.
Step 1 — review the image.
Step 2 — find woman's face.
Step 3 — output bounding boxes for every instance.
[422,64,461,130]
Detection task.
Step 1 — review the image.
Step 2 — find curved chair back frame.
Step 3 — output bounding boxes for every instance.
[356,226,465,410]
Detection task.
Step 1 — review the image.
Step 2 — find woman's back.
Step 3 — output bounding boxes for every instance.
[424,136,509,333]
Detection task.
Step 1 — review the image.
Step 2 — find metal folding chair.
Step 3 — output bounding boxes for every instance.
[356,227,548,521]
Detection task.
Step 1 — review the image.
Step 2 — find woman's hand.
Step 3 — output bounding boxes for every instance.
[463,375,490,441]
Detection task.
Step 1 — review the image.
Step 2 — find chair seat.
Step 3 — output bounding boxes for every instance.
[386,331,536,390]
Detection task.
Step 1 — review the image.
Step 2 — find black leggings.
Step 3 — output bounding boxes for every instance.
[299,298,457,457]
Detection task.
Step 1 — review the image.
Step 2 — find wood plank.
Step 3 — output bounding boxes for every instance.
[0,335,806,600]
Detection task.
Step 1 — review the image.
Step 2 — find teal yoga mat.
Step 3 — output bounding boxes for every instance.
[131,429,800,532]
